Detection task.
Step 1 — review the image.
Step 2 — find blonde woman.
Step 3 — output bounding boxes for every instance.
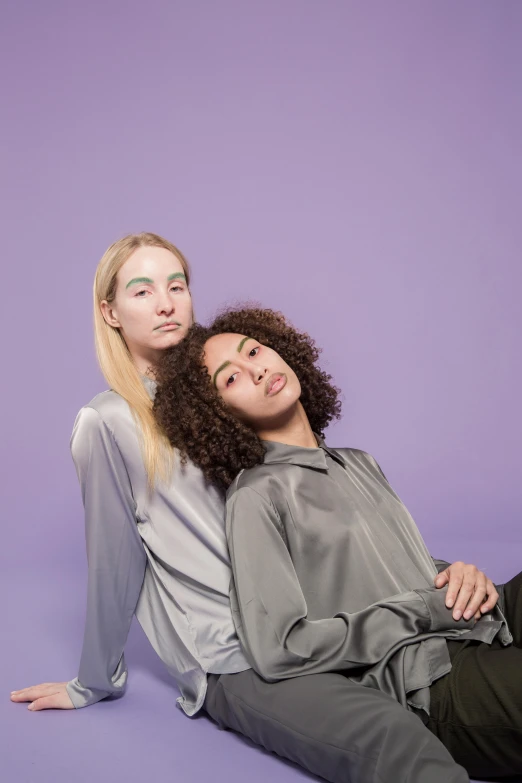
[10,234,470,783]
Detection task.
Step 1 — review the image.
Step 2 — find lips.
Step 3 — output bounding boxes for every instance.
[265,372,287,396]
[155,321,181,331]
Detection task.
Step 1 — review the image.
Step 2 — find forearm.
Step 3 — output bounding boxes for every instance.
[69,405,147,707]
[227,487,474,683]
[67,653,127,708]
[236,583,474,681]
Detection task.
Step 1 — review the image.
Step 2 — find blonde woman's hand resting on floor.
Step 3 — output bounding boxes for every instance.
[10,682,74,711]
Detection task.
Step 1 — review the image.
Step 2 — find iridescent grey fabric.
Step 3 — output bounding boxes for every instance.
[66,379,249,715]
[226,439,511,718]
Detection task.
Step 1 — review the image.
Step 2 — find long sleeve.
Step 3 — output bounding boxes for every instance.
[366,453,451,579]
[226,486,475,682]
[66,406,147,708]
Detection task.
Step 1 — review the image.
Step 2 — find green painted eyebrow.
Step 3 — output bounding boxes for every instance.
[212,361,231,388]
[212,337,255,388]
[237,336,252,353]
[126,277,153,289]
[126,273,186,289]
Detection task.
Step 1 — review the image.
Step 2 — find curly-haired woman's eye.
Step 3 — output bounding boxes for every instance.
[249,347,259,358]
[226,373,238,387]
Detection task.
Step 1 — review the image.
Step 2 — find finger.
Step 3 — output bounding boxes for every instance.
[463,577,487,619]
[11,685,38,696]
[445,564,465,608]
[11,684,45,696]
[11,684,60,701]
[11,690,39,702]
[452,570,478,619]
[463,587,486,620]
[28,694,73,711]
[28,696,56,711]
[474,610,481,620]
[434,571,449,587]
[480,580,499,613]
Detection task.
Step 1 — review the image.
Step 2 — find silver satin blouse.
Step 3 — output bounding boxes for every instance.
[226,439,512,719]
[66,378,250,716]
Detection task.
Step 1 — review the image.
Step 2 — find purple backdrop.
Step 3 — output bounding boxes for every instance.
[2,2,521,782]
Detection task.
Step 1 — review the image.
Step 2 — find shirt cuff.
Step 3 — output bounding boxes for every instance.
[66,673,127,709]
[414,586,476,633]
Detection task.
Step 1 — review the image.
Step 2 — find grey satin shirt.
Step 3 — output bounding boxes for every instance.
[66,379,250,716]
[226,439,512,718]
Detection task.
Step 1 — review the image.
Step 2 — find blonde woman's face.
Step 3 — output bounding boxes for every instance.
[204,332,301,429]
[101,246,193,369]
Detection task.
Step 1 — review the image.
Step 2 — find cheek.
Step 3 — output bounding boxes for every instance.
[292,375,302,398]
[126,306,153,330]
[180,295,193,319]
[227,388,259,420]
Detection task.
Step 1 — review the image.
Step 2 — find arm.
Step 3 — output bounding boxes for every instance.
[66,406,147,708]
[362,455,452,576]
[226,486,474,682]
[358,452,498,620]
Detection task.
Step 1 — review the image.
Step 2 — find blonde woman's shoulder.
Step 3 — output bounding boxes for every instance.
[72,389,134,441]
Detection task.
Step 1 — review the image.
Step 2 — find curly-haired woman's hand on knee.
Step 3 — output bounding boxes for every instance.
[434,561,499,621]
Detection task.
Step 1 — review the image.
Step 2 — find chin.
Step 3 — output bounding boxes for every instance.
[161,330,188,347]
[269,393,300,420]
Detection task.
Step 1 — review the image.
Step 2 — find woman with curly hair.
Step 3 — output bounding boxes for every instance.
[10,238,473,783]
[154,307,522,782]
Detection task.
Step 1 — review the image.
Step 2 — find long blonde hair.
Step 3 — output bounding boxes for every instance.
[94,232,191,487]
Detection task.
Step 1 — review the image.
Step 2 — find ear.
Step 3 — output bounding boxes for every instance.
[100,300,122,328]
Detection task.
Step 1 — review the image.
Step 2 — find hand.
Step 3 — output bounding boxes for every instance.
[434,561,499,621]
[10,682,74,711]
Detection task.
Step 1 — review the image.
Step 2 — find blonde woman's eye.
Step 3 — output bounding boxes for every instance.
[170,285,183,292]
[136,290,148,297]
[249,347,259,357]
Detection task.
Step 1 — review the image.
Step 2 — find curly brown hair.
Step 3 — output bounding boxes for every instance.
[153,307,342,491]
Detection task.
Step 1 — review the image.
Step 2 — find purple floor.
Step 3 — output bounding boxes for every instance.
[3,538,520,783]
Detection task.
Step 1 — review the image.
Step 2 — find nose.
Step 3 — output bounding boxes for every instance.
[156,292,174,316]
[248,362,268,385]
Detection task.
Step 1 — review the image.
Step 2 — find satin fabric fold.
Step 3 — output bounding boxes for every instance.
[226,440,511,719]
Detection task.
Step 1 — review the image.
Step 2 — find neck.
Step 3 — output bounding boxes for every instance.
[256,401,318,449]
[131,348,161,379]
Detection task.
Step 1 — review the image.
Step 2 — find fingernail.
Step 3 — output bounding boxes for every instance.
[464,610,472,620]
[28,703,34,710]
[454,610,462,620]
[11,691,17,695]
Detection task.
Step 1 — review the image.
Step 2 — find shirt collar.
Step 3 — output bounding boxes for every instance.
[261,434,343,471]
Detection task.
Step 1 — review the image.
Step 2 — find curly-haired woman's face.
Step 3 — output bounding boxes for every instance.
[204,333,302,429]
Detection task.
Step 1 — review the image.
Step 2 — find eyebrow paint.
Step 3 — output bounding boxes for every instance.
[126,273,186,289]
[126,277,154,289]
[237,336,252,353]
[212,361,231,388]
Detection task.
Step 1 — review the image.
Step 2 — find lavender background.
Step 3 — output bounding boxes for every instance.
[2,1,521,781]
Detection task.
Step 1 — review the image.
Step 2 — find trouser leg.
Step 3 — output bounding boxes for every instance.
[204,668,469,783]
[428,571,522,779]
